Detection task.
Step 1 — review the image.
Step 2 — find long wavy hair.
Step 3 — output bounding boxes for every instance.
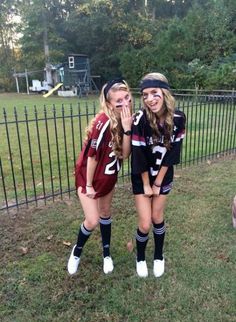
[84,80,132,158]
[141,72,175,149]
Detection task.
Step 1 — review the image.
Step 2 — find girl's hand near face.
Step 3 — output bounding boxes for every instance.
[121,106,132,132]
[85,186,97,199]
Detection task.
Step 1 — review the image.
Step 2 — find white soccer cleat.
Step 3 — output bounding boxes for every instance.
[103,256,114,274]
[67,245,80,275]
[136,260,148,278]
[153,258,165,277]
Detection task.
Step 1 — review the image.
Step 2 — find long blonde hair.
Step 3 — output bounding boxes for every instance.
[141,72,175,149]
[85,80,132,158]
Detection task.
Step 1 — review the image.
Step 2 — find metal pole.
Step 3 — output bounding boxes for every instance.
[25,69,29,94]
[15,76,19,93]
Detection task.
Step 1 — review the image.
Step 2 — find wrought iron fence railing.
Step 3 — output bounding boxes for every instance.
[0,94,235,211]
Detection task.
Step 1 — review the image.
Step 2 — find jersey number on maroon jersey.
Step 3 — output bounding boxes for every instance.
[105,151,120,175]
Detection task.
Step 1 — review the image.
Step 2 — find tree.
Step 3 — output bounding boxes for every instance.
[0,0,21,90]
[63,0,156,80]
[1,0,235,90]
[121,0,236,89]
[18,0,72,70]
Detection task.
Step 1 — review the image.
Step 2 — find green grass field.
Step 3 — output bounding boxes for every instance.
[0,93,235,208]
[0,93,100,205]
[0,92,100,116]
[0,156,235,321]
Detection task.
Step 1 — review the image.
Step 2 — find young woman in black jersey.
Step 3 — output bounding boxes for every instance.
[131,72,186,278]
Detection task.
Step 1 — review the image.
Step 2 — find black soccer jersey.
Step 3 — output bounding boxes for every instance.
[131,109,186,193]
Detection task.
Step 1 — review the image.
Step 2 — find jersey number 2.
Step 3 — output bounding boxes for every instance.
[105,151,120,175]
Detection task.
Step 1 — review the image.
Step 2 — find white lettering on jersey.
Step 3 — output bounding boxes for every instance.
[96,120,103,130]
[133,110,143,126]
[105,151,120,175]
[148,136,165,145]
[91,139,97,148]
[96,119,110,150]
[148,137,153,145]
[150,145,167,176]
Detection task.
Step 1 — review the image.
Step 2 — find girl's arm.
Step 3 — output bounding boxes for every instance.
[152,166,168,195]
[121,106,132,159]
[85,156,98,198]
[122,131,131,159]
[141,171,153,197]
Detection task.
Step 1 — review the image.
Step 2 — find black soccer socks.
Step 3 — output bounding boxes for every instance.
[74,223,92,257]
[153,221,166,260]
[100,216,112,258]
[136,228,149,262]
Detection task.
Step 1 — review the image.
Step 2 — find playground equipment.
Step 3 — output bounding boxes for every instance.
[58,87,77,97]
[13,69,44,94]
[13,54,99,96]
[29,79,49,94]
[43,83,63,98]
[58,54,99,96]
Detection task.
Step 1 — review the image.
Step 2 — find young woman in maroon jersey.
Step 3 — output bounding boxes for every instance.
[68,78,133,275]
[131,72,186,278]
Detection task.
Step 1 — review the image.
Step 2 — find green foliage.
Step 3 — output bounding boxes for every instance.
[120,0,236,88]
[63,0,157,80]
[0,0,236,89]
[0,1,20,91]
[206,58,236,89]
[19,0,67,69]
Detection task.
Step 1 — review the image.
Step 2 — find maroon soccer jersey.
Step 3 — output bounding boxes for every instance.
[75,112,122,198]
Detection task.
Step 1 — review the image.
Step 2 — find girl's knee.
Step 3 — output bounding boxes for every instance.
[139,222,151,234]
[152,212,164,224]
[99,206,111,216]
[84,218,99,230]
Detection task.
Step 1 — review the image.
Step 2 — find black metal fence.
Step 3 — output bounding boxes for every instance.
[1,94,235,211]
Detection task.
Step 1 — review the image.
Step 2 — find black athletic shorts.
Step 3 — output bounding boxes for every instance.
[131,174,173,195]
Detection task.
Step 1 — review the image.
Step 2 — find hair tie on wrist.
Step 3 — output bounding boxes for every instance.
[154,182,161,188]
[86,184,92,187]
